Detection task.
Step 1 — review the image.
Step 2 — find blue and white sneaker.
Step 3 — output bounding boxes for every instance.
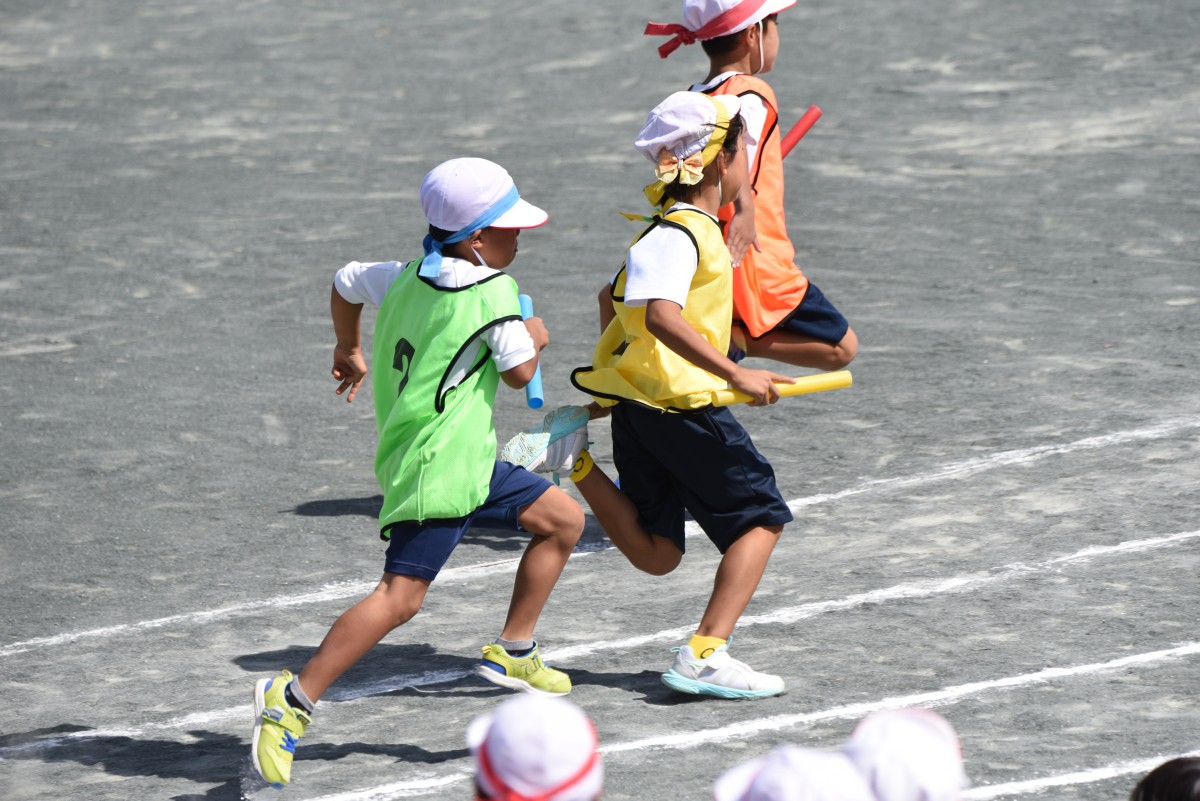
[501,405,589,474]
[661,644,785,699]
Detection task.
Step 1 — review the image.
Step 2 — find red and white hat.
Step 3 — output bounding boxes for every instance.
[841,708,968,801]
[467,695,603,801]
[646,0,798,58]
[713,744,876,801]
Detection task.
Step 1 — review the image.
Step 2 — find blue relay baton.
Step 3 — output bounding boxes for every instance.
[517,294,544,409]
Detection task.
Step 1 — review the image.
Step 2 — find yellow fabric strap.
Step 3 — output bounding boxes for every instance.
[642,99,732,208]
[689,634,727,660]
[569,449,594,483]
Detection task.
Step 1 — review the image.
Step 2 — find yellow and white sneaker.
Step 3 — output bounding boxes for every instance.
[475,642,572,695]
[251,670,312,787]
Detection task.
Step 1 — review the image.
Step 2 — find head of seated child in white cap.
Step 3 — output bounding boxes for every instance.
[467,695,603,801]
[713,743,876,801]
[841,708,968,801]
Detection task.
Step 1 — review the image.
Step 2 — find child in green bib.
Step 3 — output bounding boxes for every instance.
[250,158,585,789]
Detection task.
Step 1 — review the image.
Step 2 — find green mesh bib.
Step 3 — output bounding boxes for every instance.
[371,259,522,529]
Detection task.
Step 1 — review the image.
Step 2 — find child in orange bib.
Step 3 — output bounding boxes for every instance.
[647,0,858,371]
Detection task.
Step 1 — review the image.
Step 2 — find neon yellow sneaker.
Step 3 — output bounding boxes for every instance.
[251,670,312,787]
[474,642,572,695]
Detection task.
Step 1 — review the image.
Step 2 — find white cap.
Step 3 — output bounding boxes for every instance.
[635,91,743,163]
[842,708,968,801]
[419,157,548,233]
[467,695,603,801]
[714,745,876,801]
[681,0,797,38]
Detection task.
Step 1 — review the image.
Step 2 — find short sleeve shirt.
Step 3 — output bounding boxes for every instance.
[620,203,719,309]
[335,258,535,373]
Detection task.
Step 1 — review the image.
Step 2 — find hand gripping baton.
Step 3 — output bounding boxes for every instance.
[711,369,852,406]
[517,294,544,409]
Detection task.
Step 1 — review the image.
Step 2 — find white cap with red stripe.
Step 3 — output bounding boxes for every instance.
[467,695,603,801]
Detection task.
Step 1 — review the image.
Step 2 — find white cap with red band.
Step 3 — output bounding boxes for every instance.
[646,0,797,58]
[467,695,603,801]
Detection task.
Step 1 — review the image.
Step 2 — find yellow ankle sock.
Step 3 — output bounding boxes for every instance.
[569,449,594,483]
[689,634,727,660]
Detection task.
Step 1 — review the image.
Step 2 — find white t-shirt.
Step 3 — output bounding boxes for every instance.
[691,71,767,173]
[334,258,536,374]
[619,204,720,309]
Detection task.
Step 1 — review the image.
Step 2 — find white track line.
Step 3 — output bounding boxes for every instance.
[3,529,1195,758]
[296,644,1200,801]
[4,416,1197,659]
[962,751,1200,799]
[782,415,1200,512]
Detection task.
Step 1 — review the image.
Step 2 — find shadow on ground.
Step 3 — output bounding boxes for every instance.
[2,727,245,801]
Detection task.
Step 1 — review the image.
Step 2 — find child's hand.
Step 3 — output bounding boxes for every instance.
[726,200,759,267]
[585,401,611,420]
[332,345,368,403]
[524,316,550,351]
[729,366,795,406]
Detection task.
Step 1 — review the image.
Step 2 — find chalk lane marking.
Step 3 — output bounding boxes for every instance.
[3,416,1196,659]
[294,644,1200,801]
[779,415,1200,513]
[3,529,1196,759]
[962,750,1200,799]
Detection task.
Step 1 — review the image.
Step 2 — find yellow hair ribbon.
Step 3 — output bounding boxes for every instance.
[641,97,732,208]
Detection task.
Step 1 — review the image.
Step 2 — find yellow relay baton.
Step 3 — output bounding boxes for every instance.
[711,370,852,407]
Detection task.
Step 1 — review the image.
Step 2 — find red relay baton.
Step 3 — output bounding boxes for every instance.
[780,105,823,159]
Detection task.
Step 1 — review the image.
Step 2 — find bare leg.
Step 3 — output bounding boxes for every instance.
[296,572,429,702]
[499,485,584,641]
[573,466,683,576]
[738,324,858,371]
[695,525,782,639]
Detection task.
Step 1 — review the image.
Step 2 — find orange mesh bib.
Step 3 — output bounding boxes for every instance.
[706,74,809,338]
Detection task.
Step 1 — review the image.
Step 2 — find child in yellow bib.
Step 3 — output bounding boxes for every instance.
[565,91,796,699]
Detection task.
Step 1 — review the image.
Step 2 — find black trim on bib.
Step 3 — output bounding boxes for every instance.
[435,315,523,413]
[611,213,702,304]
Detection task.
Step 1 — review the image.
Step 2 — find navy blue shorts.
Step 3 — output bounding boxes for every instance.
[381,461,553,581]
[757,282,850,345]
[610,404,793,554]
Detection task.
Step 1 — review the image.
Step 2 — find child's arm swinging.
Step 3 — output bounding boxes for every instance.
[499,316,548,390]
[644,298,793,406]
[330,286,368,403]
[724,184,758,267]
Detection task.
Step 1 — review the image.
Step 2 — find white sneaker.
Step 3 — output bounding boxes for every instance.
[661,644,785,699]
[501,406,589,474]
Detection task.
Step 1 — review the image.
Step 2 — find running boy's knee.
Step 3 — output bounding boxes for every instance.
[521,487,585,547]
[375,574,429,627]
[378,595,423,628]
[631,548,683,577]
[827,328,858,370]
